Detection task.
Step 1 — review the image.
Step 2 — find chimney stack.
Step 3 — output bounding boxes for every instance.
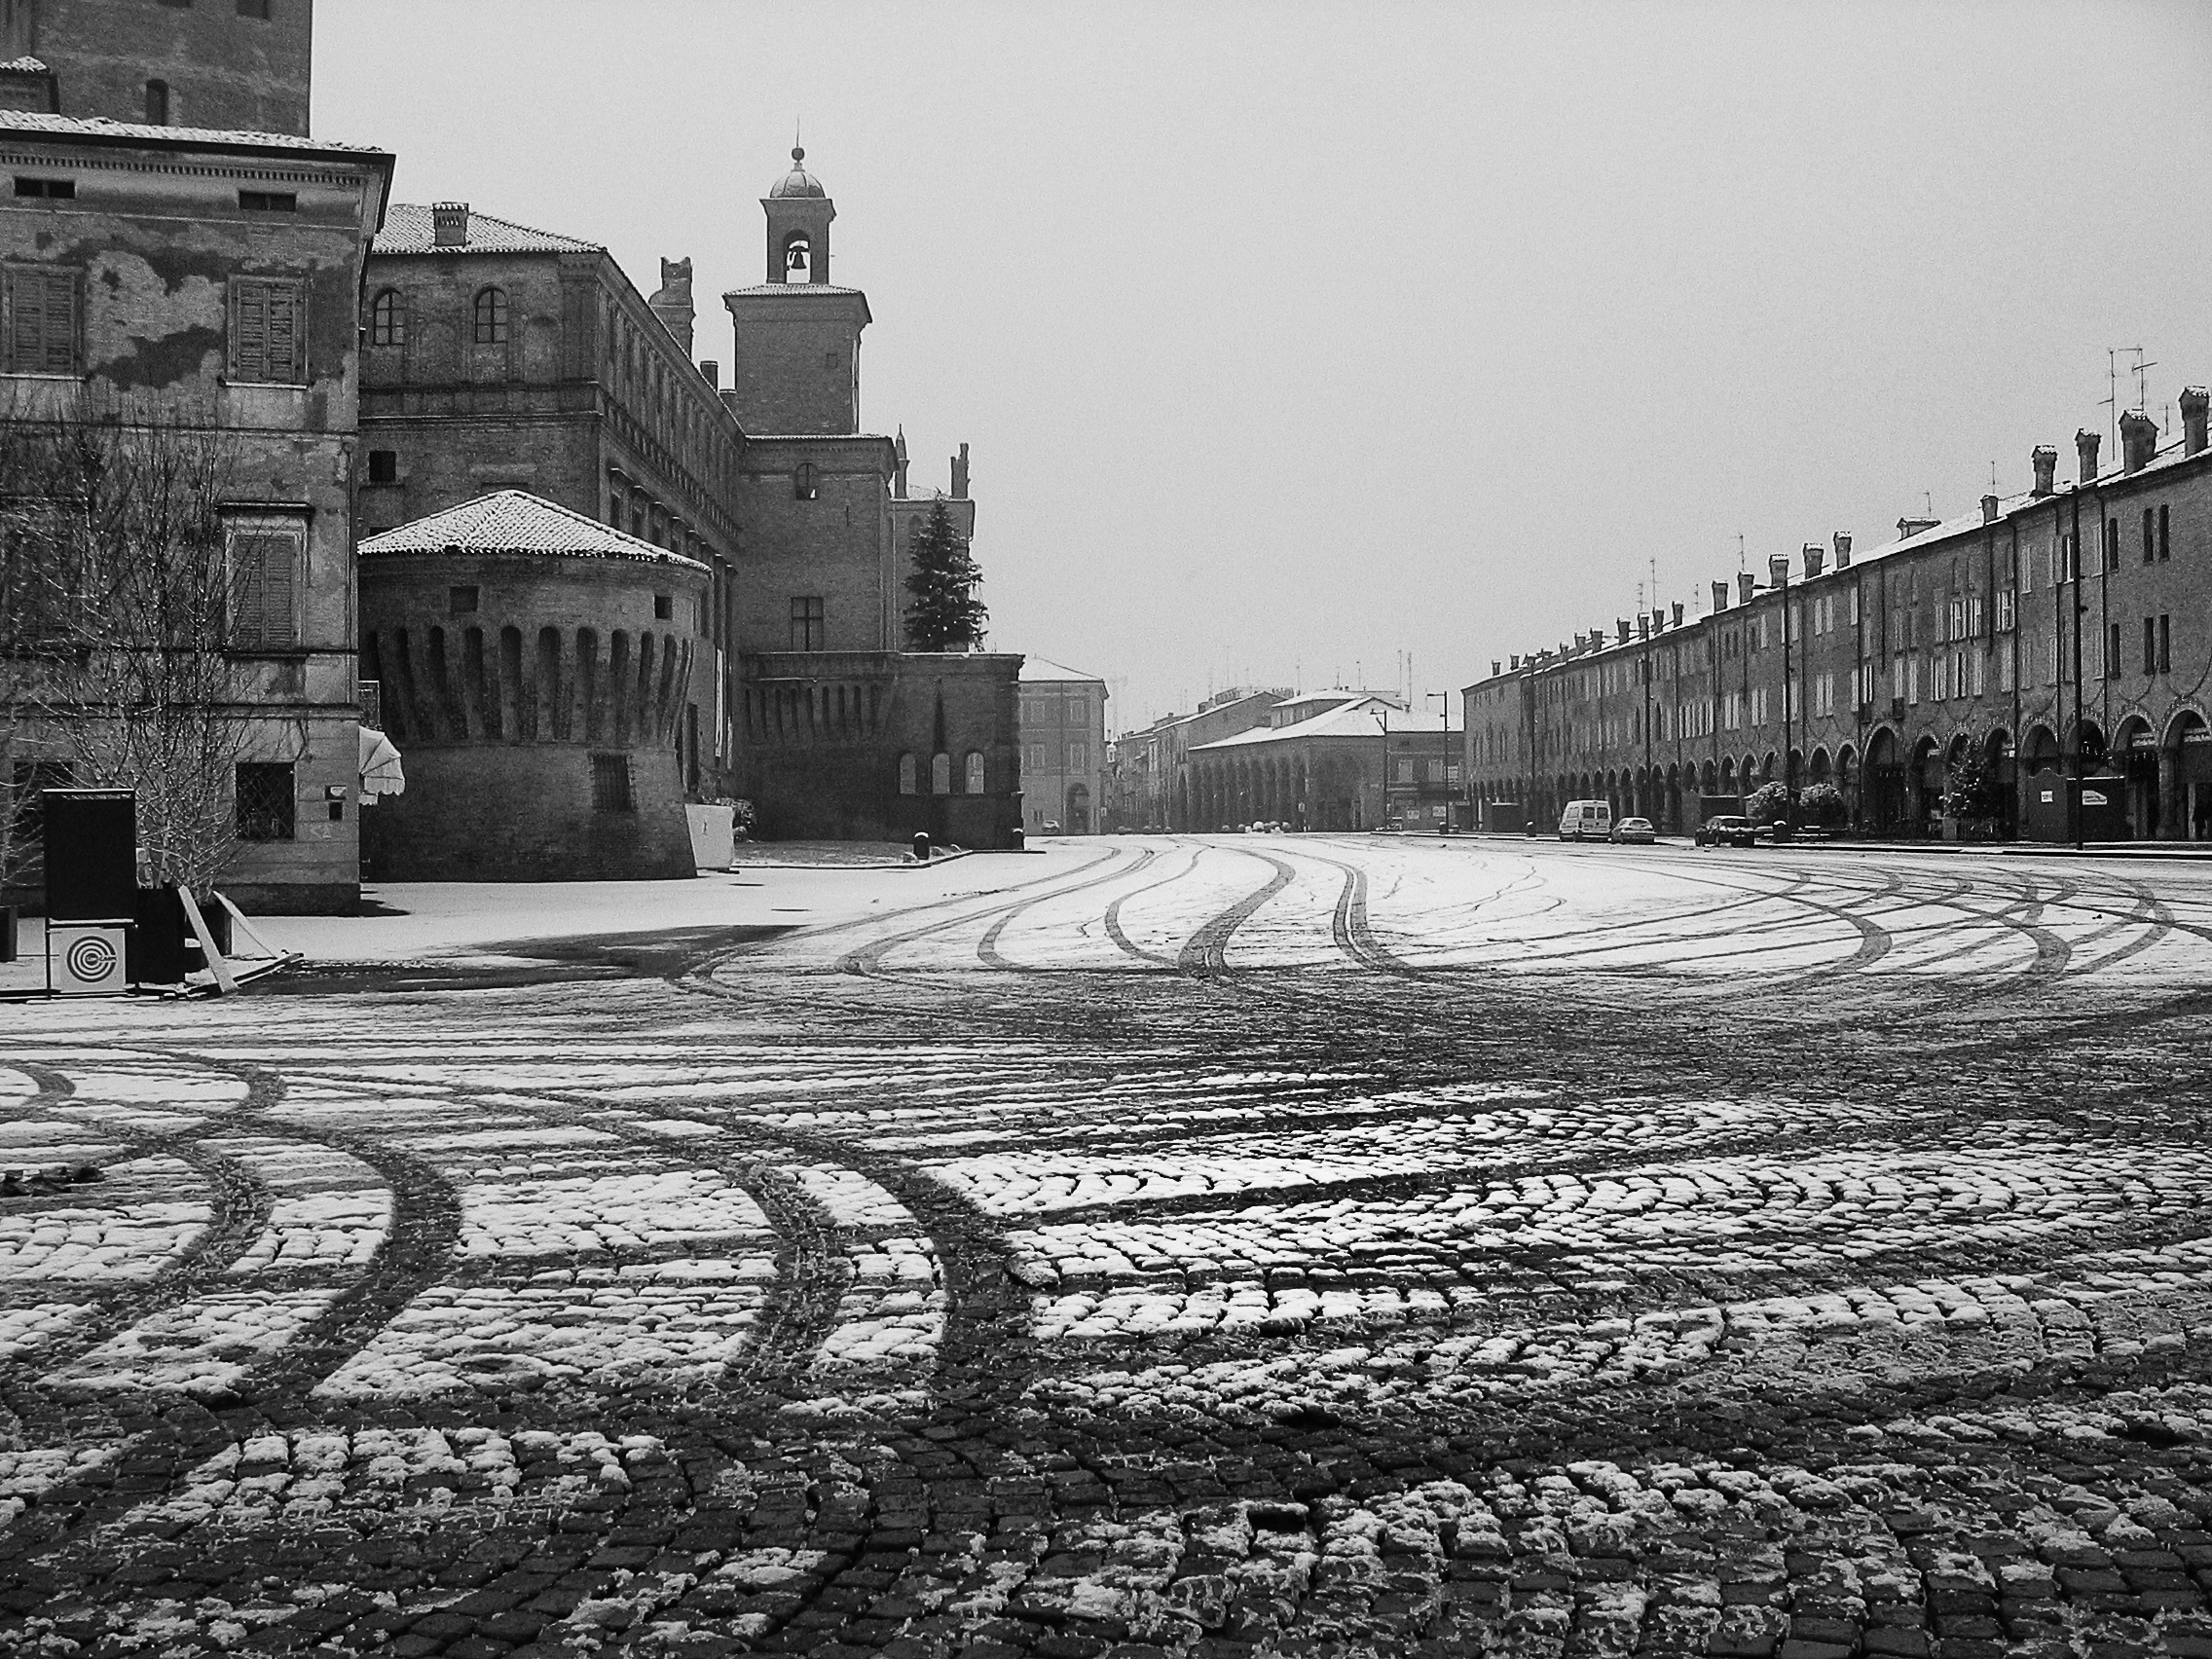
[1980,494,2000,524]
[2031,445,2058,496]
[1492,660,1502,677]
[647,257,695,357]
[1767,552,1790,587]
[1803,541,1825,578]
[2120,409,2158,474]
[699,360,719,388]
[1833,531,1853,569]
[1510,654,1521,670]
[894,428,910,498]
[1651,608,1665,634]
[1671,602,1684,627]
[431,202,470,247]
[1713,580,1730,612]
[2077,427,2100,483]
[1736,571,1756,606]
[1638,615,1650,640]
[2183,387,2209,457]
[1616,619,1631,645]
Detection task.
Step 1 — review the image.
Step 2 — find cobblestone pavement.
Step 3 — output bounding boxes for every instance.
[7,835,2212,1657]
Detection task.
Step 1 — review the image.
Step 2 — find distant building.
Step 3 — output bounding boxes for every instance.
[0,0,312,135]
[1188,692,1456,831]
[1016,657,1107,833]
[0,104,392,913]
[357,493,708,881]
[1120,687,1293,830]
[1462,389,2212,841]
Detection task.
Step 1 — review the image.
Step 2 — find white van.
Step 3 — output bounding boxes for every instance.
[1558,799,1612,841]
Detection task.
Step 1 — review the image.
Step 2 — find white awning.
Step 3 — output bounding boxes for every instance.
[358,725,405,802]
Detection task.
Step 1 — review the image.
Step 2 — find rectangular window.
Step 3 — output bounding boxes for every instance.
[1998,651,2015,693]
[449,584,478,616]
[2146,617,2157,677]
[2143,509,2156,566]
[2159,613,2171,675]
[366,450,397,484]
[2108,621,2122,680]
[228,528,299,651]
[2104,518,2120,571]
[238,190,297,214]
[13,178,75,200]
[2,265,82,375]
[237,0,273,16]
[235,761,295,841]
[228,276,306,384]
[590,754,633,812]
[1394,758,1414,784]
[1970,652,1983,697]
[788,596,825,650]
[1026,744,1046,771]
[2159,505,2171,562]
[1995,591,2015,633]
[652,594,673,621]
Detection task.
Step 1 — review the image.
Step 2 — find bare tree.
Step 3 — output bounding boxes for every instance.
[0,395,252,894]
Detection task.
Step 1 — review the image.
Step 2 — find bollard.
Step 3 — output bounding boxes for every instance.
[912,831,931,862]
[1010,826,1025,851]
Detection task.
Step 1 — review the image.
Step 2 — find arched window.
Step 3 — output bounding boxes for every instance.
[783,232,811,279]
[898,754,917,795]
[965,752,984,794]
[472,286,508,345]
[793,461,817,501]
[931,753,952,794]
[370,288,406,348]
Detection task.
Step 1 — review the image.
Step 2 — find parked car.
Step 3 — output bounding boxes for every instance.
[1696,814,1757,847]
[1608,816,1657,844]
[1041,819,1062,834]
[1557,799,1613,841]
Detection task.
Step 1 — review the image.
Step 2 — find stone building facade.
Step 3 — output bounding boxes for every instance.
[1016,656,1107,833]
[0,105,391,913]
[1463,387,2212,841]
[357,203,741,797]
[0,0,312,135]
[357,492,707,880]
[1118,688,1292,831]
[1189,692,1456,832]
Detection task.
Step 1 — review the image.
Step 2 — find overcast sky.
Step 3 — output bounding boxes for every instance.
[318,1,2212,731]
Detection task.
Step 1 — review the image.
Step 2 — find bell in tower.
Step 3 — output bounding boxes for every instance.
[761,146,833,285]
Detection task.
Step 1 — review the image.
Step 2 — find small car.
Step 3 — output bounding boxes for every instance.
[1696,814,1757,848]
[1608,817,1657,844]
[1041,819,1062,835]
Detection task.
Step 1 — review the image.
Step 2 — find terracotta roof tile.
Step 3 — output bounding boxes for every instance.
[0,108,386,155]
[359,491,707,571]
[375,203,601,255]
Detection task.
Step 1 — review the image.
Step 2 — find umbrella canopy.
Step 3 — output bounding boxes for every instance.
[358,726,406,802]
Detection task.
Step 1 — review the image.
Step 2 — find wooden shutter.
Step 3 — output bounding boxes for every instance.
[231,533,297,649]
[3,267,80,375]
[265,281,301,383]
[229,278,305,384]
[231,279,267,381]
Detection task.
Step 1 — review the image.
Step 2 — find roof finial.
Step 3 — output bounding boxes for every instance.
[793,119,802,166]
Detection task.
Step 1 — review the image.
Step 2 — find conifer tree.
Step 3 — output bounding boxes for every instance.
[903,498,987,651]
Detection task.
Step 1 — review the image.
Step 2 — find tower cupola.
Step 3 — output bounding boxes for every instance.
[763,146,835,284]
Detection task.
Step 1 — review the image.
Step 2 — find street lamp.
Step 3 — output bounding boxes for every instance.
[1426,691,1455,832]
[1768,552,1798,807]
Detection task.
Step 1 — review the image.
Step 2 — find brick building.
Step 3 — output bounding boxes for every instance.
[357,203,741,797]
[0,0,311,135]
[0,102,391,912]
[1189,692,1456,832]
[1015,656,1107,833]
[1119,687,1292,831]
[357,492,707,880]
[1463,386,2212,842]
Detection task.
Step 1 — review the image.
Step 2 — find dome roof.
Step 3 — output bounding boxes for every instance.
[768,145,826,199]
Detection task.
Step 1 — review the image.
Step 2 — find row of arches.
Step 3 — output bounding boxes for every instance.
[1182,750,1373,832]
[898,752,986,796]
[1469,706,2212,840]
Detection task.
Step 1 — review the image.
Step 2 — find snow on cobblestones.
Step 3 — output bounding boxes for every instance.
[0,1155,206,1280]
[45,1289,340,1396]
[451,1167,771,1257]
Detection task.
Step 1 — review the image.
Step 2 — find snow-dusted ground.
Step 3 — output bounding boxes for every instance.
[5,835,2212,1648]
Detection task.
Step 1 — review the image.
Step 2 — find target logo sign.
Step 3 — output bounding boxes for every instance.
[51,924,128,996]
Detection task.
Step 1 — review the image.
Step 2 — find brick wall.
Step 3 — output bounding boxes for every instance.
[733,437,897,651]
[5,0,313,134]
[721,289,866,436]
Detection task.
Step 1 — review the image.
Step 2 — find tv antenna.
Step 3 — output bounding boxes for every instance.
[2105,346,2148,456]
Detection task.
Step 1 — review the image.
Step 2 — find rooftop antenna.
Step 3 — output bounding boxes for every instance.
[1924,491,1934,518]
[2106,346,2143,458]
[2132,348,2157,418]
[1737,534,1746,571]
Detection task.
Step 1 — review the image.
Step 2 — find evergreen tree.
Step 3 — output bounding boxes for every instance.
[903,498,987,651]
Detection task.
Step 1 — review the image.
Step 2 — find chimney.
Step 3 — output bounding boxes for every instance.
[1510,654,1521,670]
[1492,660,1502,677]
[950,442,970,499]
[1767,552,1790,587]
[698,360,719,389]
[1736,571,1755,605]
[894,428,910,498]
[431,202,470,247]
[2120,409,2158,474]
[1803,541,1824,578]
[647,257,695,356]
[1980,494,2000,524]
[2031,446,2058,496]
[1650,608,1665,634]
[1833,531,1853,569]
[1616,619,1630,645]
[2077,427,2100,483]
[2183,387,2209,457]
[1637,615,1650,640]
[1671,602,1684,627]
[1713,580,1730,612]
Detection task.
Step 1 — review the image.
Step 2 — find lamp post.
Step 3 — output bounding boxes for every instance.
[1769,553,1798,807]
[1426,691,1454,832]
[1377,702,1388,830]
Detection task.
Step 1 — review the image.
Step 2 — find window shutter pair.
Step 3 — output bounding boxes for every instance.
[231,533,298,649]
[2,266,82,375]
[229,278,305,384]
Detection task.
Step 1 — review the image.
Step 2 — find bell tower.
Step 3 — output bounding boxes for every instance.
[723,147,872,435]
